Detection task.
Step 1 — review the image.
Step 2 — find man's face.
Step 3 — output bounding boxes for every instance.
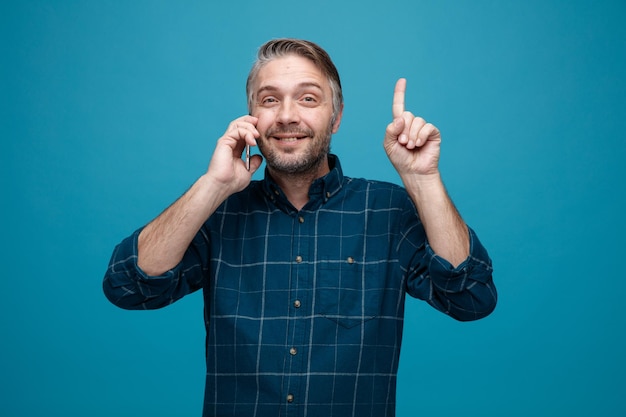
[250,55,342,176]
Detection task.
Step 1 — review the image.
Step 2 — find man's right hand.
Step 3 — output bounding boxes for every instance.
[138,115,264,276]
[206,115,263,195]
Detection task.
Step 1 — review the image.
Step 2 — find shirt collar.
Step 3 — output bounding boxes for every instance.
[261,154,344,211]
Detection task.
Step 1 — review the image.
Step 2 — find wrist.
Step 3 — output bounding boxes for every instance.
[401,171,444,197]
[200,172,239,201]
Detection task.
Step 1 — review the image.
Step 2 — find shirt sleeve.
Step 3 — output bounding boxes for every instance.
[402,202,497,321]
[102,228,206,310]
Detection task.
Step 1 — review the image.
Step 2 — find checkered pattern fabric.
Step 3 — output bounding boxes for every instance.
[104,155,496,417]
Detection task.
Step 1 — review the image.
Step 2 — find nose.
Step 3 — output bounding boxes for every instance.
[276,98,300,125]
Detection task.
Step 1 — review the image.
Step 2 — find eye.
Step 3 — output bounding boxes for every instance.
[300,95,319,107]
[259,96,279,107]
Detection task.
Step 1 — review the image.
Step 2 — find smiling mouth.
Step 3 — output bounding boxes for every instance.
[267,127,313,143]
[274,136,307,142]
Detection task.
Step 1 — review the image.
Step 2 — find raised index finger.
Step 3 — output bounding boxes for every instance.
[392,78,406,118]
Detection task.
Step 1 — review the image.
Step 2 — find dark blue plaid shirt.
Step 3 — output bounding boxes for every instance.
[103,155,496,417]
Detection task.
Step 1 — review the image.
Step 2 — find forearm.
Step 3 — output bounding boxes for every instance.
[138,173,231,276]
[103,229,204,310]
[402,172,469,267]
[405,226,496,321]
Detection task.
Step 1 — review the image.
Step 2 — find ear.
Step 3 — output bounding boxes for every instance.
[331,103,344,134]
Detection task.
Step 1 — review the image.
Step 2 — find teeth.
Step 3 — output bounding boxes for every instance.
[279,137,299,142]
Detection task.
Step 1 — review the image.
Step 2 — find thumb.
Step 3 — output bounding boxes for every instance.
[384,117,405,142]
[248,154,264,174]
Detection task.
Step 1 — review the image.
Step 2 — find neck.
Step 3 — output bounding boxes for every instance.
[268,158,330,211]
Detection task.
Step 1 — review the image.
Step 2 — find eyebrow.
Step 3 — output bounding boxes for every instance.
[256,82,324,97]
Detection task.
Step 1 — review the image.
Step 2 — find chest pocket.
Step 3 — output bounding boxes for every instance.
[315,259,386,329]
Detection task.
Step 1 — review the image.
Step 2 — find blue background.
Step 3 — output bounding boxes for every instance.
[2,0,625,416]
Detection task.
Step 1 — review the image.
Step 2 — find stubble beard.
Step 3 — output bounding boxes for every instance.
[258,124,333,177]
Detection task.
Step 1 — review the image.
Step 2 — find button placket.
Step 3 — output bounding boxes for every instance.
[284,210,309,406]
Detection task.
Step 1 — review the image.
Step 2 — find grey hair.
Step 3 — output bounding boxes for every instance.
[246,38,343,125]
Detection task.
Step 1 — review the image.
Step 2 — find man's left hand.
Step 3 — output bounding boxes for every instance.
[383,78,441,177]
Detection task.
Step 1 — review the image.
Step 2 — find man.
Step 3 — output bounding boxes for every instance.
[103,38,496,416]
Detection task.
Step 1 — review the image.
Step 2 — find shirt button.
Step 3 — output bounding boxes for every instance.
[295,255,302,263]
[289,347,297,356]
[287,394,294,403]
[298,216,305,223]
[293,300,301,308]
[347,256,355,264]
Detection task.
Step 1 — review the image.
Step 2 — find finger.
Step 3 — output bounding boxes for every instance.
[228,120,260,146]
[229,114,257,124]
[230,117,258,131]
[408,117,427,149]
[417,123,441,147]
[384,117,405,143]
[226,127,258,148]
[239,115,258,126]
[392,78,407,119]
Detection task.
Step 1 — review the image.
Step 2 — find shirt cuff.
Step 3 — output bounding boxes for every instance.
[107,228,181,288]
[425,227,493,292]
